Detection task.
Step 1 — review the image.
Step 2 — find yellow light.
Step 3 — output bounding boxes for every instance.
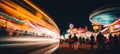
[72,28,78,34]
[93,25,99,30]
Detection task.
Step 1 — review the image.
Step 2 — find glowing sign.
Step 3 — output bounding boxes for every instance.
[69,23,74,29]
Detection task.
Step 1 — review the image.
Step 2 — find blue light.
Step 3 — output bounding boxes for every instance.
[0,12,25,24]
[90,12,120,25]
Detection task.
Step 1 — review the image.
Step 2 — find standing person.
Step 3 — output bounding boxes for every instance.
[108,33,114,49]
[96,32,106,50]
[82,37,85,45]
[90,34,95,49]
[79,36,82,46]
[68,34,73,48]
[72,34,78,50]
[86,37,90,45]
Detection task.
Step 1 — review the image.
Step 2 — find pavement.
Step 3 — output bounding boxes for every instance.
[52,43,120,54]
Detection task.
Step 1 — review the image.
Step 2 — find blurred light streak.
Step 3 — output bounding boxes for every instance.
[89,7,120,18]
[0,2,39,24]
[24,0,60,33]
[0,0,60,38]
[0,37,59,46]
[2,0,44,22]
[0,0,50,27]
[0,12,25,24]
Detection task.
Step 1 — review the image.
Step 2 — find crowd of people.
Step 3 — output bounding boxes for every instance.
[64,32,120,50]
[96,32,120,50]
[68,34,79,50]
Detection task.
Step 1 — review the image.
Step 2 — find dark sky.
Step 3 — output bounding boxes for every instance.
[32,0,120,34]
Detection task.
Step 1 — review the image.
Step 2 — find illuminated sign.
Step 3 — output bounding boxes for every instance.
[69,23,74,29]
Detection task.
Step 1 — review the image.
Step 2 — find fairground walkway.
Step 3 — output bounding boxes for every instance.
[52,43,120,54]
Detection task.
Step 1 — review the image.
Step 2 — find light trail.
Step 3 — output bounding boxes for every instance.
[0,2,39,23]
[0,3,39,31]
[1,0,55,30]
[89,6,120,25]
[0,0,60,38]
[0,37,59,47]
[0,0,60,53]
[0,36,59,54]
[89,7,120,18]
[24,0,59,29]
[24,0,60,33]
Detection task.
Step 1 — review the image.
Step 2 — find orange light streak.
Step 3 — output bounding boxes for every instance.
[0,2,39,24]
[1,0,45,24]
[0,0,60,37]
[0,2,48,28]
[1,0,59,33]
[24,0,60,33]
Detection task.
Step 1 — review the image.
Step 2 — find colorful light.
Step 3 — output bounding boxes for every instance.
[93,25,99,30]
[114,24,120,29]
[89,6,120,26]
[69,23,74,29]
[0,0,60,38]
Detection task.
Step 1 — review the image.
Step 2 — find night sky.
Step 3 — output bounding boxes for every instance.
[32,0,120,34]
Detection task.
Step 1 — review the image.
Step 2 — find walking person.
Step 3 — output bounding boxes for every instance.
[90,34,95,49]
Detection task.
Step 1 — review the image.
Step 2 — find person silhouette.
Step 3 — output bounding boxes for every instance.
[90,34,95,49]
[96,32,106,50]
[72,34,78,50]
[68,35,73,48]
